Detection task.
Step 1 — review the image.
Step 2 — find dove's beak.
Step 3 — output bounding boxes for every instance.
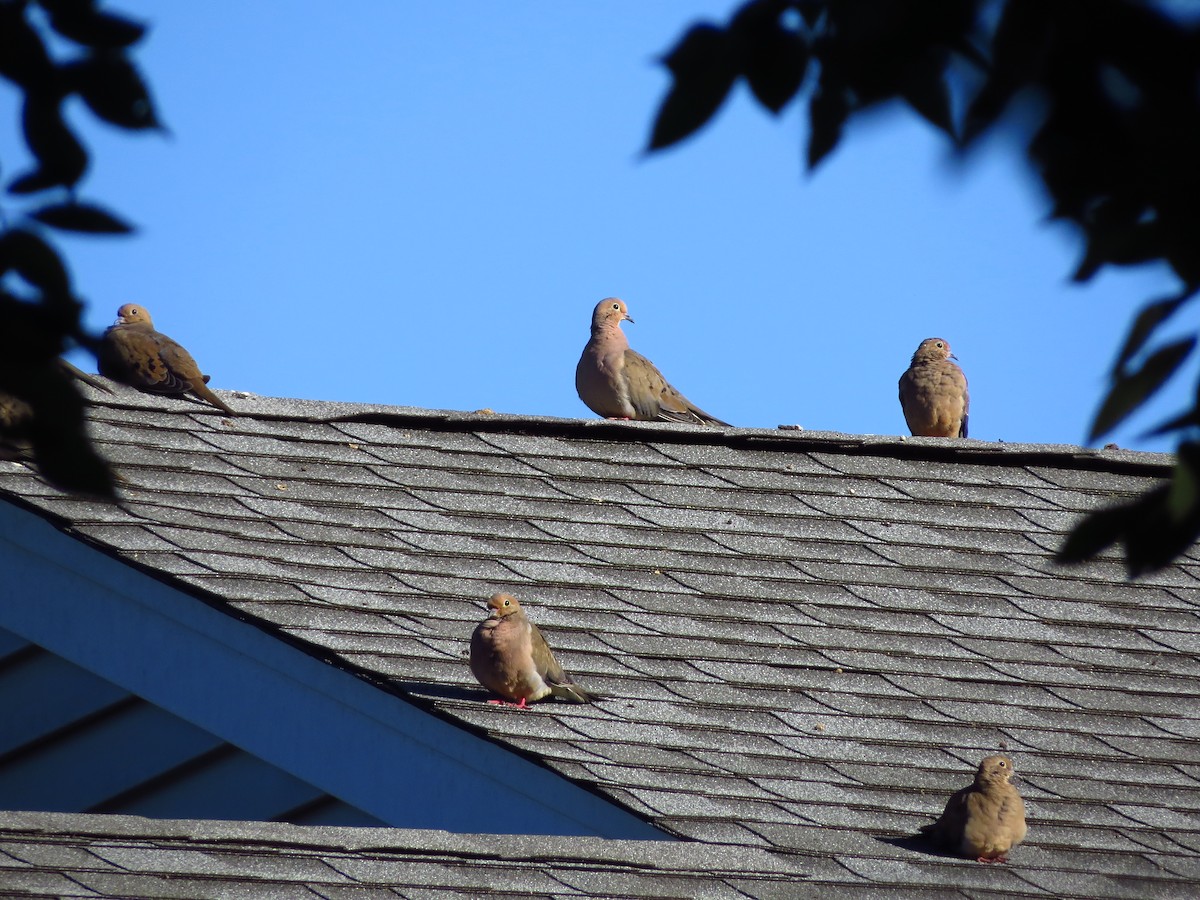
[949,353,958,360]
[624,314,635,324]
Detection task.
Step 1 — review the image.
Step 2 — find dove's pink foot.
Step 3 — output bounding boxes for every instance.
[977,855,1007,864]
[487,697,529,709]
[605,416,632,420]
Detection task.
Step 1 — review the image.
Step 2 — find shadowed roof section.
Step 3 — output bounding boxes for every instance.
[2,384,1199,897]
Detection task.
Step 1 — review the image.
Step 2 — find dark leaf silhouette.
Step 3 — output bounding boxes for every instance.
[0,1,158,497]
[17,93,89,190]
[731,0,809,114]
[656,0,1200,570]
[1114,290,1196,371]
[9,169,70,195]
[32,202,135,234]
[63,53,160,130]
[819,0,978,111]
[1060,442,1200,576]
[1090,338,1196,443]
[797,1,823,29]
[39,0,147,48]
[1164,217,1200,290]
[1141,409,1199,440]
[0,2,54,87]
[961,0,1052,142]
[0,359,116,500]
[0,229,72,299]
[0,292,66,365]
[1072,221,1165,283]
[807,79,848,170]
[1166,442,1200,520]
[648,24,738,151]
[900,53,955,137]
[1056,493,1141,565]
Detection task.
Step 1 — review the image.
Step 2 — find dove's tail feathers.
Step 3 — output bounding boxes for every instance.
[549,681,599,703]
[192,381,237,416]
[693,410,732,427]
[658,407,731,428]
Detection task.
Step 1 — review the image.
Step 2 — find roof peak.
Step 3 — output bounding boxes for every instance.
[81,383,1175,476]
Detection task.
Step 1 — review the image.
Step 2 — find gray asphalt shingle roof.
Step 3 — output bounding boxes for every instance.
[0,811,809,899]
[3,384,1200,897]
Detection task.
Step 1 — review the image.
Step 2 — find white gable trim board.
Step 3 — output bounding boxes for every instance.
[0,498,665,840]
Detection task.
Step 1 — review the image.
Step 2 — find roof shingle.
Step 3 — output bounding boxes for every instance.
[2,388,1198,897]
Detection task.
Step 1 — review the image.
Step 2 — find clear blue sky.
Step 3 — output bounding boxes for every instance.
[2,2,1192,450]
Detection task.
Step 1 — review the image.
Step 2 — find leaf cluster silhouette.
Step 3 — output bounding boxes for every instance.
[0,0,159,498]
[650,0,1200,574]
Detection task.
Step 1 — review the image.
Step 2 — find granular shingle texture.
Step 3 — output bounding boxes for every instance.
[3,386,1200,898]
[0,811,809,899]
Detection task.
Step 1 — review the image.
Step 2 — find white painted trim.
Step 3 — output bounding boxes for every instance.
[0,500,665,839]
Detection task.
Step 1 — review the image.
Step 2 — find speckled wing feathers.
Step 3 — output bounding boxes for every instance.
[576,298,729,427]
[99,304,235,415]
[469,593,595,705]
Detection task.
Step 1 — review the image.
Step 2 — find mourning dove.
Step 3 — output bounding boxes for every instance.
[99,303,236,415]
[469,592,596,707]
[919,754,1027,862]
[576,297,730,426]
[898,337,968,438]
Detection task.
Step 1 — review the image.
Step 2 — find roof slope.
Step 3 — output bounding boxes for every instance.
[3,386,1200,897]
[1,810,810,900]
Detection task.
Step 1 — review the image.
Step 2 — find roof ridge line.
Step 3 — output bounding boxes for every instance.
[81,389,1174,475]
[322,415,1176,477]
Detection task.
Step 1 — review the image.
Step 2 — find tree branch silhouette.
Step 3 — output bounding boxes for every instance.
[650,0,1200,575]
[1,0,160,498]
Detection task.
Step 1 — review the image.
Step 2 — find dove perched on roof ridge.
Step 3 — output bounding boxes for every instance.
[469,592,597,707]
[576,297,730,426]
[99,303,236,415]
[919,754,1027,862]
[899,337,968,438]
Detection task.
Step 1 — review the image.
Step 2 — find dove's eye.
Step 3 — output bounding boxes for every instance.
[612,303,620,310]
[503,599,511,607]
